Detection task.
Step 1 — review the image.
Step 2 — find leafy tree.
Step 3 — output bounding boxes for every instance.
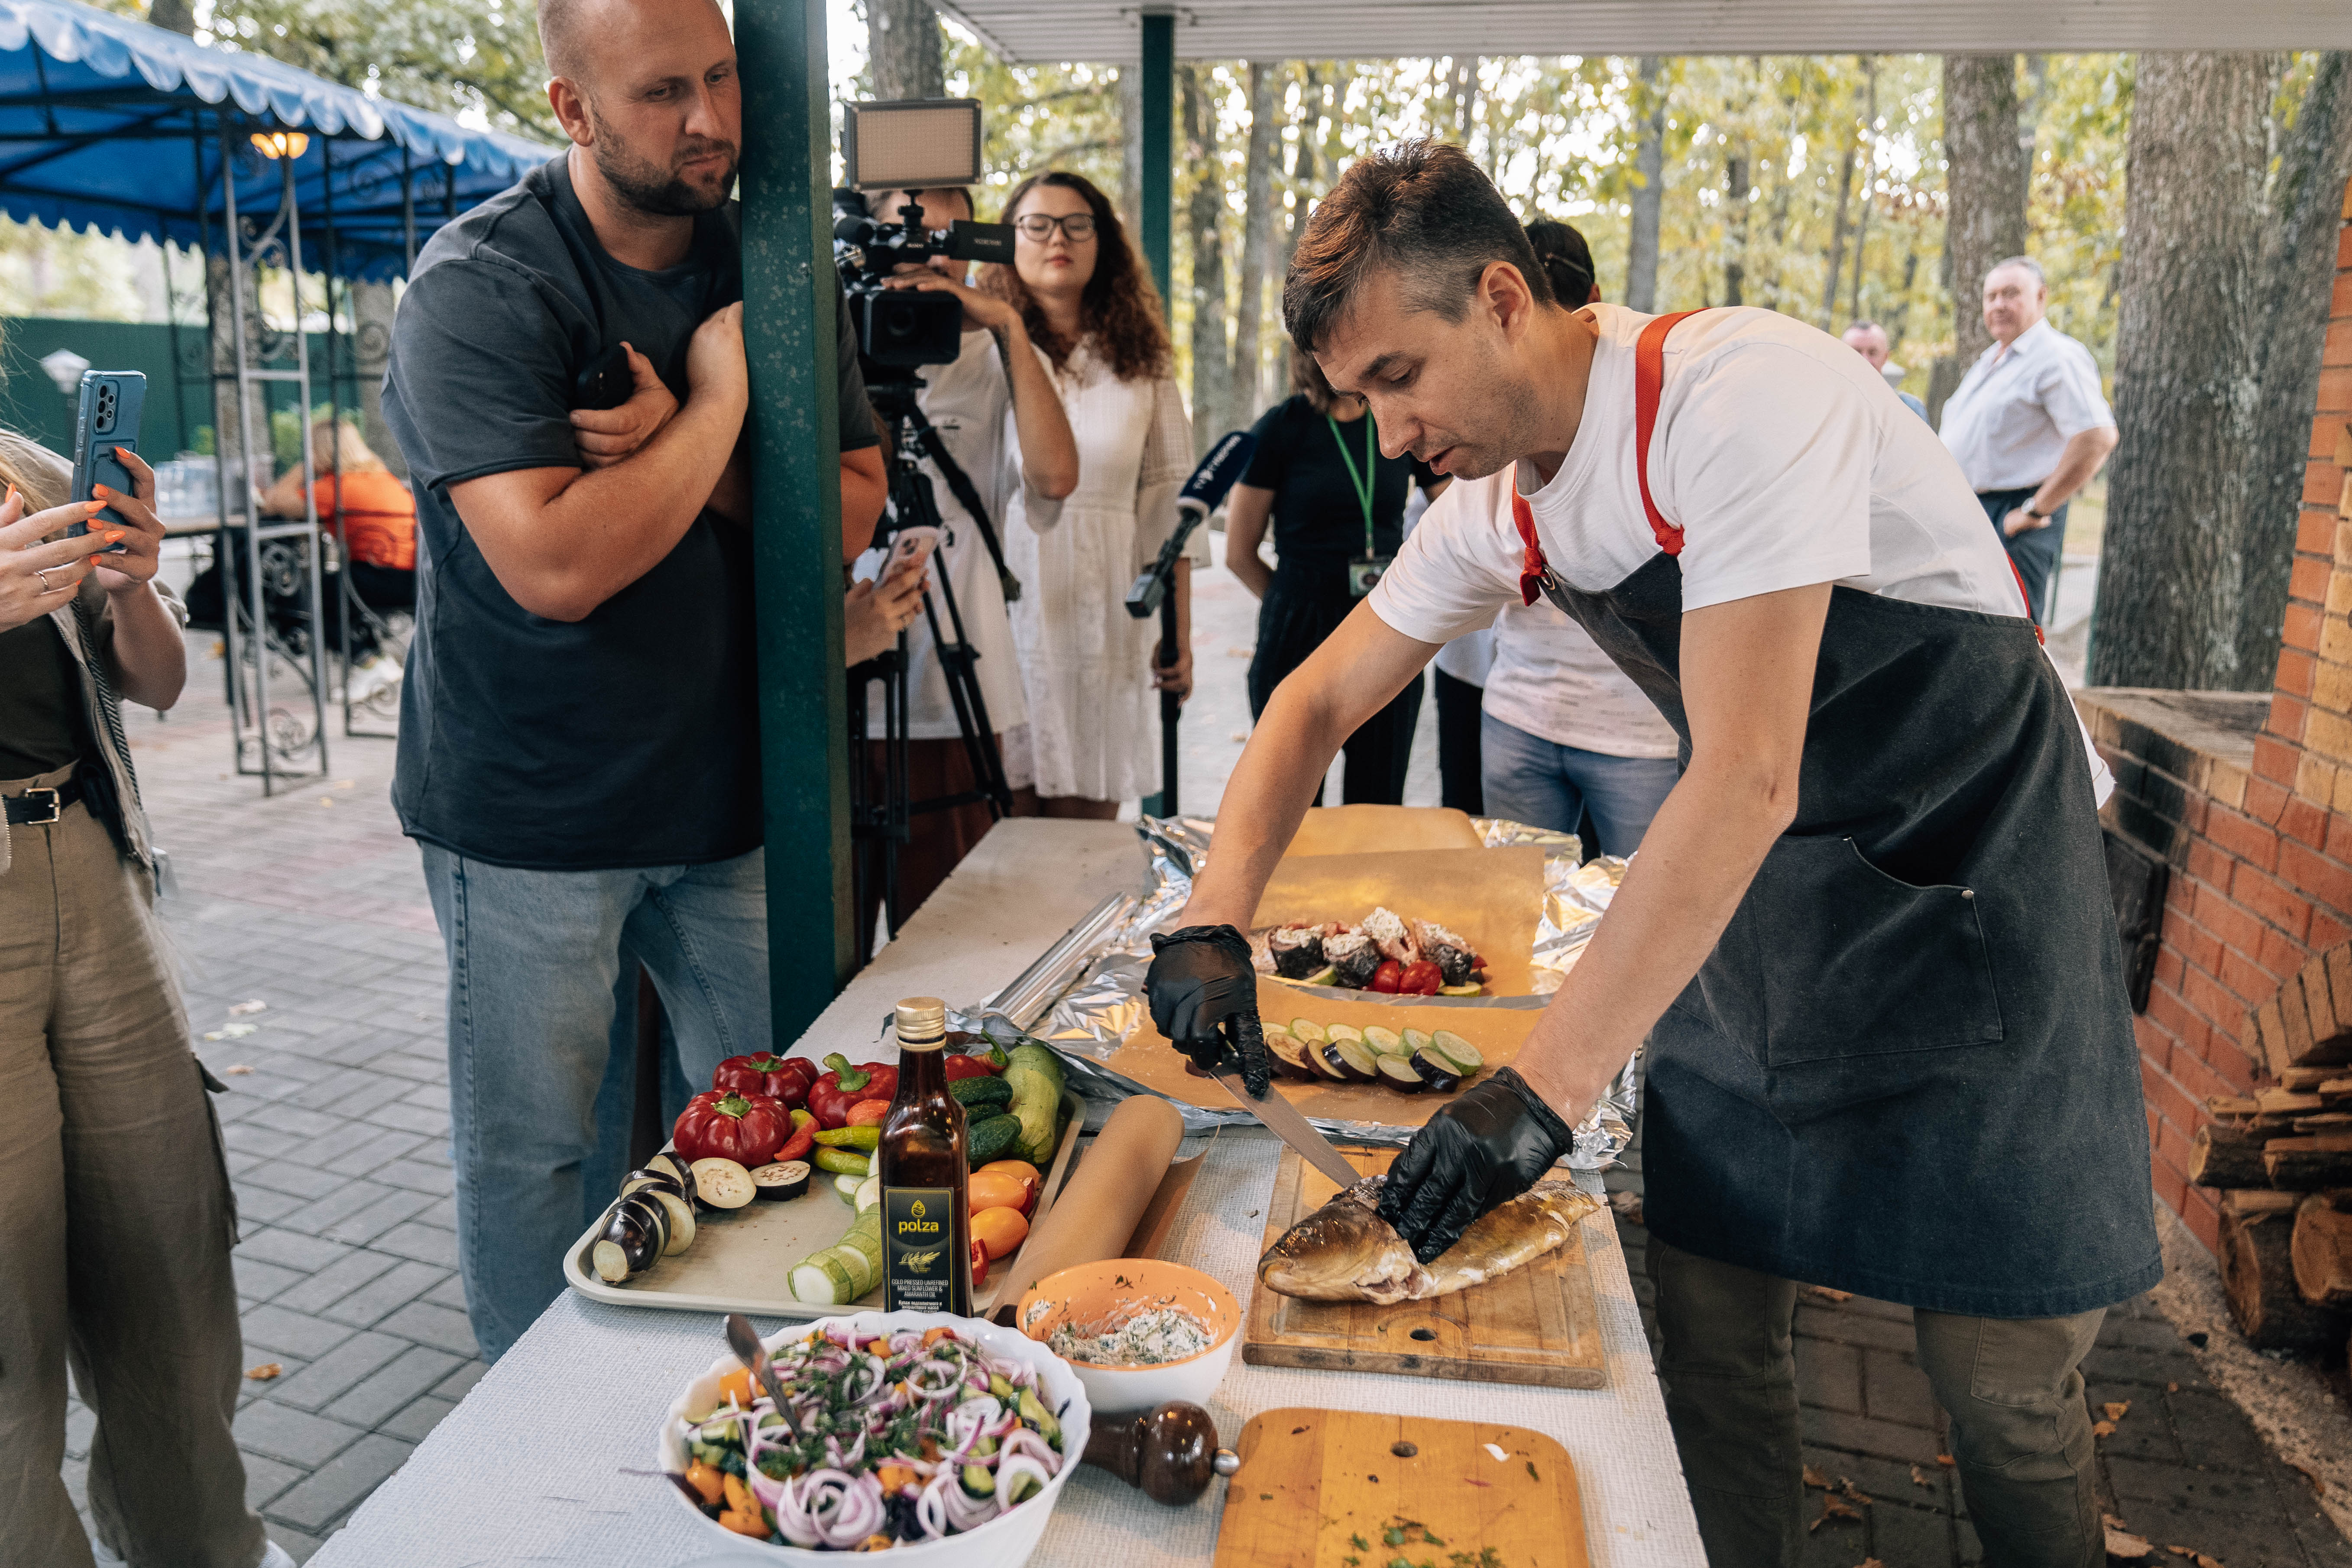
[198,0,558,140]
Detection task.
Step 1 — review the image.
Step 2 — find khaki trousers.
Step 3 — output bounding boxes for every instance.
[1648,1237,2103,1568]
[0,765,264,1568]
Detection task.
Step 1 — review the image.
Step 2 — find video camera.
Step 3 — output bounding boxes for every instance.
[833,99,1014,372]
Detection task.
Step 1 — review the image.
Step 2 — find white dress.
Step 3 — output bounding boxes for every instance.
[1003,337,1196,801]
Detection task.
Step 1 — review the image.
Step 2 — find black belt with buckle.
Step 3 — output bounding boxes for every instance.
[3,778,82,826]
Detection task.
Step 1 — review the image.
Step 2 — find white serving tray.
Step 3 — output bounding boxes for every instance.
[562,1090,1085,1319]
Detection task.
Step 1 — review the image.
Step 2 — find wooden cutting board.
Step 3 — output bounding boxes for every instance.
[1213,1408,1590,1568]
[1244,1147,1607,1389]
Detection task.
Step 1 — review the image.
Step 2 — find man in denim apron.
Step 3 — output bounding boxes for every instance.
[1145,143,2156,1568]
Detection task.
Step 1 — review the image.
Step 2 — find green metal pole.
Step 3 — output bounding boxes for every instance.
[738,0,856,1040]
[1136,11,1174,817]
[1138,14,1174,311]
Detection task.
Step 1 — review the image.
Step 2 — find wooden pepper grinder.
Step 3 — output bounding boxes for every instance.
[1081,1401,1241,1505]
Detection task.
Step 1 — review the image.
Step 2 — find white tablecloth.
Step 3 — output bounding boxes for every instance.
[308,820,1705,1567]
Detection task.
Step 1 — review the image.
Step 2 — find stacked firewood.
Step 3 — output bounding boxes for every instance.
[2190,1068,2352,1354]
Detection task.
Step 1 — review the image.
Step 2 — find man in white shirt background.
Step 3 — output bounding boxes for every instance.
[1841,320,1928,422]
[1937,256,2119,626]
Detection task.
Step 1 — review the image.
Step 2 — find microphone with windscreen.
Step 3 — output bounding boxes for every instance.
[1127,430,1256,619]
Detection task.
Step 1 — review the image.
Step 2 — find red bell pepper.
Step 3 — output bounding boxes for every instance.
[846,1099,892,1127]
[710,1052,818,1108]
[672,1091,792,1167]
[771,1109,816,1166]
[1398,959,1444,996]
[809,1054,900,1130]
[942,1054,997,1082]
[1368,959,1404,994]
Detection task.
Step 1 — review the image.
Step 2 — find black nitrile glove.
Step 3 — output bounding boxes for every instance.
[1145,925,1271,1098]
[1378,1067,1577,1263]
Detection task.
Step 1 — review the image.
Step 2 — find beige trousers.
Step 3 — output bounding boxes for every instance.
[0,765,265,1568]
[1648,1236,2104,1568]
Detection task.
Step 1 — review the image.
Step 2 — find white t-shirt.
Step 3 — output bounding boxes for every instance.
[1938,319,2114,493]
[1369,305,2110,798]
[862,327,1049,741]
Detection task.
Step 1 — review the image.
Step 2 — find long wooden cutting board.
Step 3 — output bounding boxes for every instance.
[1214,1408,1591,1568]
[1244,1147,1607,1389]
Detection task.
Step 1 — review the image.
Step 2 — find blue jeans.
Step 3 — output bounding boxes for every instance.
[418,844,771,1361]
[1480,713,1680,858]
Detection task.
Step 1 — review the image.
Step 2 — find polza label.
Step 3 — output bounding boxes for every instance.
[884,1187,954,1312]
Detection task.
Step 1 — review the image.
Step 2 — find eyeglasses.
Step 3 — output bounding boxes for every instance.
[1013,213,1097,243]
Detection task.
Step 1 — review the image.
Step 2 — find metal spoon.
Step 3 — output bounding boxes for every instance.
[723,1311,797,1439]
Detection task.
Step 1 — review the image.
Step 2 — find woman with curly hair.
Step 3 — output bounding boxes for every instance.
[980,170,1196,817]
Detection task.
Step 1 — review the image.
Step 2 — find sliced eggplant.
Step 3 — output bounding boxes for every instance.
[1361,1025,1406,1057]
[1411,1046,1464,1092]
[1429,1031,1484,1073]
[689,1157,757,1210]
[1374,1055,1426,1093]
[1322,1040,1379,1082]
[644,1186,697,1254]
[594,1195,665,1282]
[1400,1027,1433,1056]
[1304,1037,1351,1080]
[645,1151,700,1206]
[751,1159,811,1201]
[1289,1018,1328,1046]
[1325,1023,1365,1047]
[1265,1033,1321,1081]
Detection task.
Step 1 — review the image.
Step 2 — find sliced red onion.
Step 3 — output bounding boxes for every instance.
[916,1471,951,1539]
[821,1474,885,1547]
[774,1472,825,1549]
[996,1453,1053,1510]
[944,1471,998,1532]
[1000,1426,1061,1473]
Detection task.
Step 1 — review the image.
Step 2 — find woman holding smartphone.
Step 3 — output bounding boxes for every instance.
[0,428,290,1567]
[982,171,1195,818]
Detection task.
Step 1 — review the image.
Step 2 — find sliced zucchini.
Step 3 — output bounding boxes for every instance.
[1305,1037,1351,1081]
[1260,1020,1292,1039]
[1361,1025,1406,1057]
[1374,1055,1425,1093]
[1297,965,1338,986]
[1400,1027,1432,1056]
[1429,1030,1484,1073]
[1325,1023,1365,1046]
[1289,1018,1328,1046]
[834,1172,865,1202]
[1438,982,1485,997]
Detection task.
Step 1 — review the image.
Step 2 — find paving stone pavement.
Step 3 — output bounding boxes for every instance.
[57,638,480,1565]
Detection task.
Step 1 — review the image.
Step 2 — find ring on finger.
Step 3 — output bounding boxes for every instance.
[34,565,58,593]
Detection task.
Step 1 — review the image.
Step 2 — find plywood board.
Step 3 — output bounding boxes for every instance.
[1103,982,1542,1128]
[1213,1408,1590,1568]
[1251,845,1547,999]
[1242,1147,1607,1389]
[1283,805,1484,857]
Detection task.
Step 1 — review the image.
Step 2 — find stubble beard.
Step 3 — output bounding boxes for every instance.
[588,107,737,218]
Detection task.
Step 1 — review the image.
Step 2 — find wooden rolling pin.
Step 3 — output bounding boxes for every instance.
[990,1094,1185,1323]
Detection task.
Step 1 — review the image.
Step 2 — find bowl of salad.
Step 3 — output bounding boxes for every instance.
[659,1311,1092,1564]
[1014,1260,1240,1414]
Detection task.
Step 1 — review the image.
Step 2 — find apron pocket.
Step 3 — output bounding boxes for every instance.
[1746,835,2004,1066]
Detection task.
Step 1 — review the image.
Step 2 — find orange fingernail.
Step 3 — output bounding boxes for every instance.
[102,529,124,543]
[94,484,110,499]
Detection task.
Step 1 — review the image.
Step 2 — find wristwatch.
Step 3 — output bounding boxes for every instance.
[2022,502,2051,520]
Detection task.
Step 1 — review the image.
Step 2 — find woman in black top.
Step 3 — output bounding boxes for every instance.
[1225,355,1443,803]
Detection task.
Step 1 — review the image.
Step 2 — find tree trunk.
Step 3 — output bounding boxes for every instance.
[1120,68,1145,240]
[2234,53,2352,684]
[1850,59,1879,324]
[146,0,195,36]
[2090,53,2279,691]
[1937,55,2030,409]
[1821,70,1863,327]
[1626,57,1665,313]
[1230,62,1277,431]
[1723,153,1749,308]
[867,0,944,102]
[348,281,403,480]
[1182,65,1230,457]
[1277,68,1324,396]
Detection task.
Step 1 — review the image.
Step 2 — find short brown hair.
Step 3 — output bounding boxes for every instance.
[1283,140,1552,356]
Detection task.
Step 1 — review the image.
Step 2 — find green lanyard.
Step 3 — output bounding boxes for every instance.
[1328,411,1378,557]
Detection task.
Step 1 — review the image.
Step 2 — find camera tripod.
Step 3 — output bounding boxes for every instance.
[847,374,1016,959]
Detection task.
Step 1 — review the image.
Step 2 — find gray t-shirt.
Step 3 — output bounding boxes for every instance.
[383,154,878,870]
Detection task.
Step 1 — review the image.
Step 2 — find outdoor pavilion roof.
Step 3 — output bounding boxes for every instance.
[931,0,2352,64]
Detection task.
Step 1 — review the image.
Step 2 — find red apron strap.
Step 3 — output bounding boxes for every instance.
[1633,309,1711,556]
[1512,490,1546,607]
[2006,556,2047,645]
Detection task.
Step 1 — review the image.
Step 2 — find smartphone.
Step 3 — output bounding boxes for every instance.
[853,525,941,586]
[69,370,144,553]
[573,343,632,411]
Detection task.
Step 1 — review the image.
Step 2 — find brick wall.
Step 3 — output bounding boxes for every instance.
[2073,176,2352,1255]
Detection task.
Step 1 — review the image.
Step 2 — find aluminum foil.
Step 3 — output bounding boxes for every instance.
[958,815,1642,1169]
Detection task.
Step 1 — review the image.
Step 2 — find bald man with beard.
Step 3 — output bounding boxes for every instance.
[380,0,888,1361]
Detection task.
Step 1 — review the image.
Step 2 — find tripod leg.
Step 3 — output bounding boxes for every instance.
[1158,590,1181,814]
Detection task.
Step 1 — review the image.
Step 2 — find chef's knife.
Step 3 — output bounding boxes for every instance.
[1206,1065,1362,1189]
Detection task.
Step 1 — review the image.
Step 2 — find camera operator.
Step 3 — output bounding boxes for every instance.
[855,185,1078,927]
[380,0,887,1363]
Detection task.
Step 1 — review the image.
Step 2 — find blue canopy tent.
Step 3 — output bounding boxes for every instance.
[0,0,552,281]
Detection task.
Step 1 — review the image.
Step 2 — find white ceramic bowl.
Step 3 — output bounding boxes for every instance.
[657,1310,1093,1566]
[1014,1261,1241,1414]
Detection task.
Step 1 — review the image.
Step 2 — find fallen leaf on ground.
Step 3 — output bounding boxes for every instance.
[1935,1454,1956,1467]
[222,1064,253,1076]
[1910,1464,1934,1489]
[2165,1551,2226,1568]
[244,1363,282,1381]
[1805,1286,1853,1303]
[2166,1382,2179,1393]
[2103,1400,2131,1422]
[2092,1420,2116,1438]
[227,999,268,1015]
[1808,1496,1862,1531]
[2102,1520,2152,1558]
[1803,1465,1832,1489]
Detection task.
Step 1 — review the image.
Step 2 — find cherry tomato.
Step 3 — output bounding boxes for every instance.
[1368,959,1404,993]
[1398,959,1444,996]
[970,1204,1031,1261]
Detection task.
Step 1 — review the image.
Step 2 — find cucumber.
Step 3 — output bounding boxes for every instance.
[1004,1043,1066,1166]
[968,1112,1024,1164]
[1429,1030,1484,1072]
[790,1208,883,1305]
[950,1075,1014,1110]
